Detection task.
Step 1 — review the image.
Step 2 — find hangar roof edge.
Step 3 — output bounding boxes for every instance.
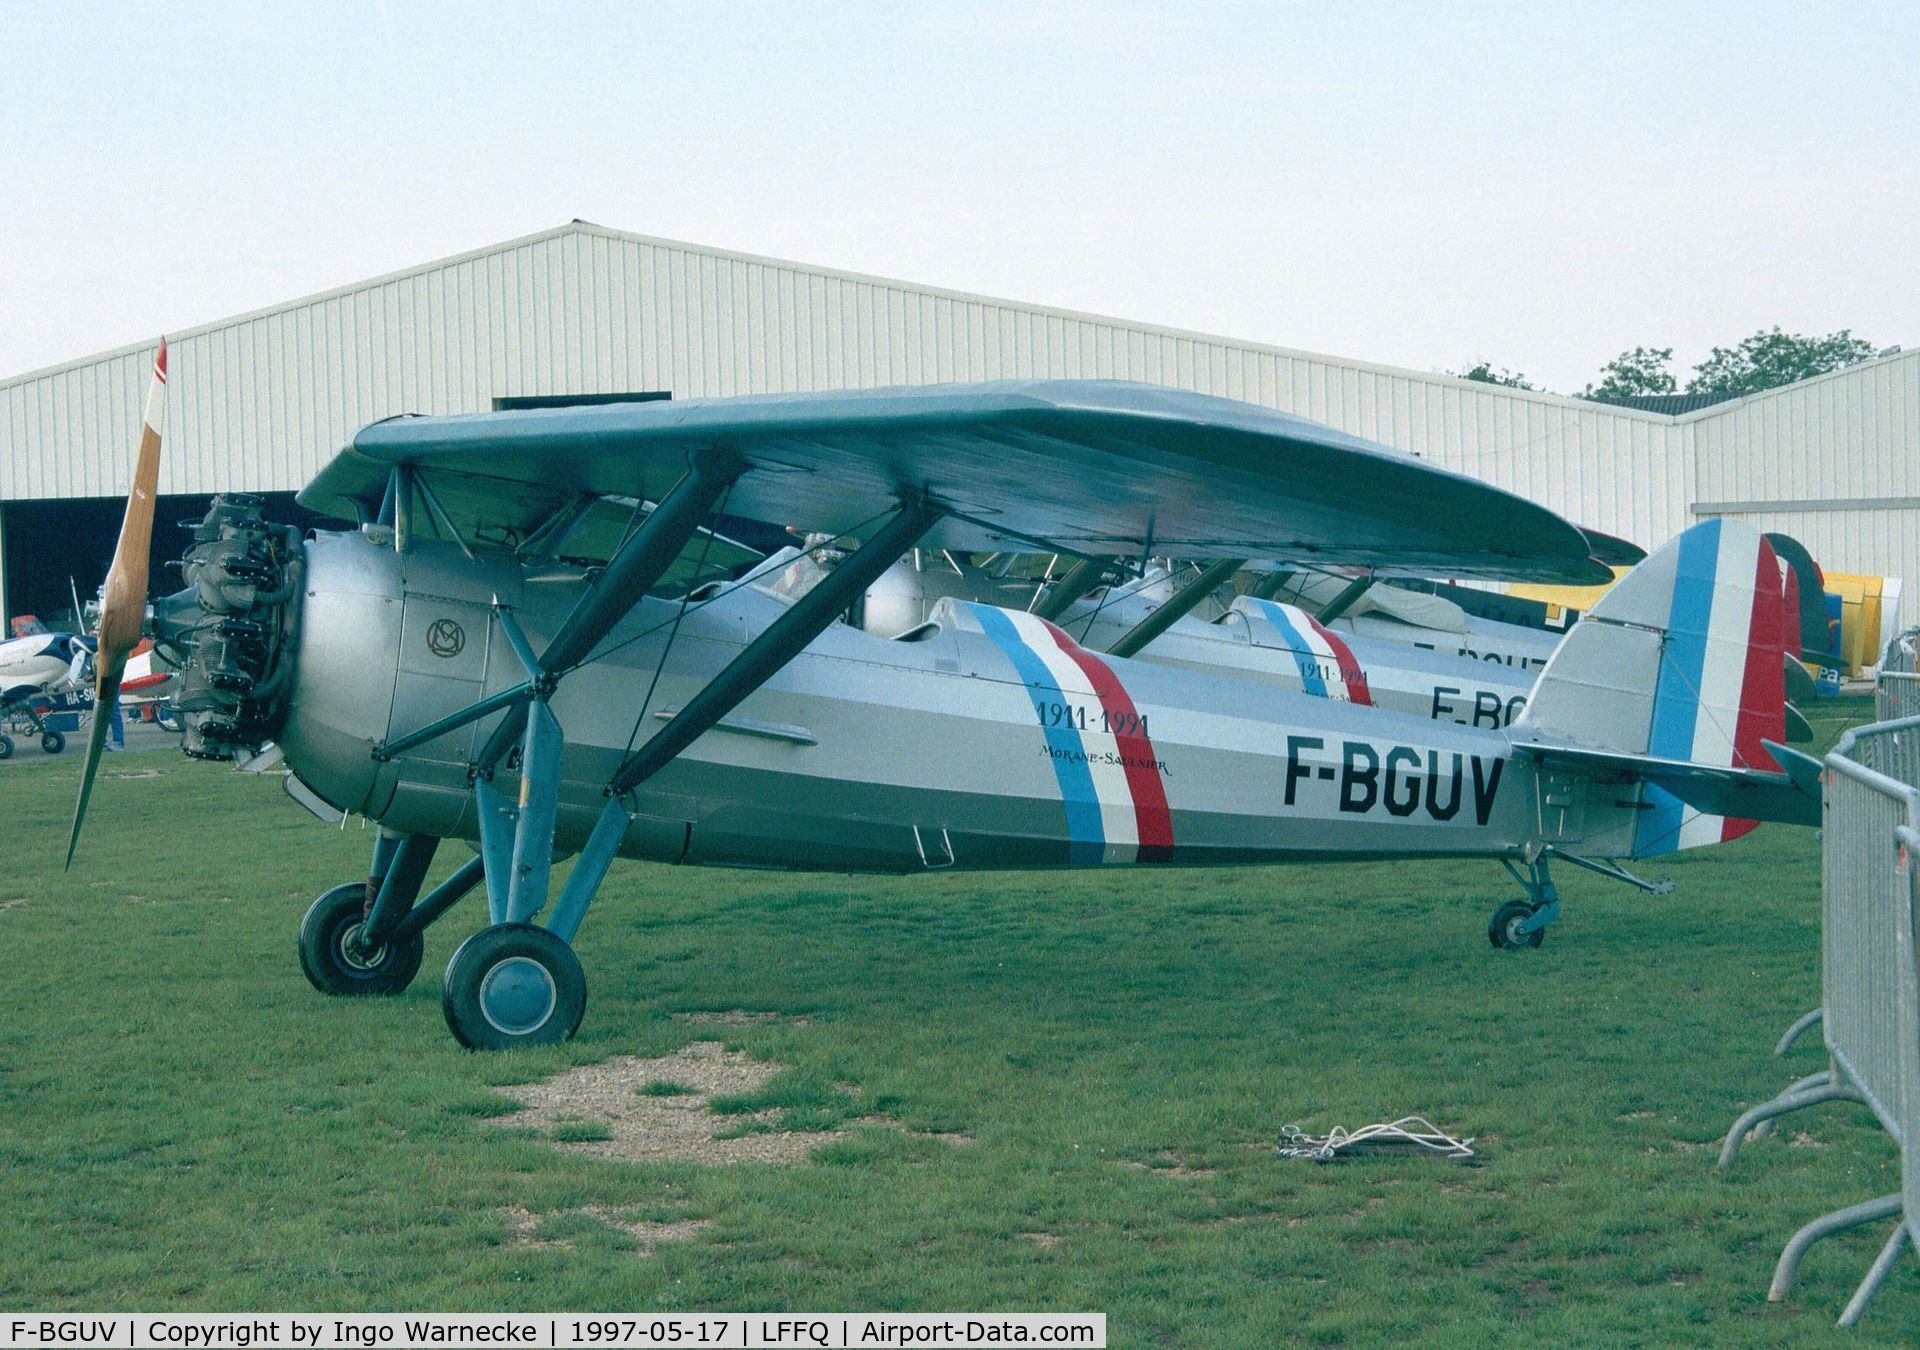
[2,219,1910,428]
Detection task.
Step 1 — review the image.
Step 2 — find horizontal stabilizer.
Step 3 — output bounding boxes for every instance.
[1513,741,1820,828]
[1783,653,1817,703]
[1785,703,1813,744]
[1763,738,1825,804]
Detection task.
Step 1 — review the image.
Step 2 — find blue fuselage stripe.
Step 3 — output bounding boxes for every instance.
[1638,518,1721,854]
[970,605,1106,863]
[1258,602,1329,697]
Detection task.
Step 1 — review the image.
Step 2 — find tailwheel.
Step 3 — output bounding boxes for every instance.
[442,924,586,1051]
[41,730,65,755]
[1489,900,1545,950]
[299,882,425,996]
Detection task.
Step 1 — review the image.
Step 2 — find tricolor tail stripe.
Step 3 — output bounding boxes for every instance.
[967,603,1173,864]
[1252,600,1372,704]
[1636,519,1786,855]
[1724,536,1786,842]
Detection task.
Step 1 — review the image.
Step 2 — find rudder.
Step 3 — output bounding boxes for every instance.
[1512,518,1787,855]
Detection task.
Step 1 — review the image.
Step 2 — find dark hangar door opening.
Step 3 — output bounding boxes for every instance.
[2,493,338,631]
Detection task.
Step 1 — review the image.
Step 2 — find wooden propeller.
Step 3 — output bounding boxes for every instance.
[66,339,166,869]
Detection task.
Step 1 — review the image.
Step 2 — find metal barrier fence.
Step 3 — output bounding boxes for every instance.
[1883,630,1920,722]
[1824,738,1916,1134]
[1718,715,1920,1325]
[1883,672,1920,723]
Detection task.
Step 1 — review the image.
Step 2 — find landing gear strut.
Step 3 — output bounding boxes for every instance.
[299,882,425,995]
[1489,858,1559,950]
[297,833,486,998]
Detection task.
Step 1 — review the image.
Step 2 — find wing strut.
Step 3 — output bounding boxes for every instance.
[366,450,745,767]
[1032,556,1111,623]
[1249,569,1296,601]
[422,496,944,1001]
[1106,557,1245,659]
[1316,574,1375,623]
[609,497,943,796]
[539,448,745,676]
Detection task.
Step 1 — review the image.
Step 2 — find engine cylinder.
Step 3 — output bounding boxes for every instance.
[158,494,304,759]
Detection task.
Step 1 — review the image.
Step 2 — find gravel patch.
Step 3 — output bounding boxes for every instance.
[492,1041,972,1165]
[493,1041,836,1165]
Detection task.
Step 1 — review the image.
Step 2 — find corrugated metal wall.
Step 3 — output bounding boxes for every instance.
[1690,349,1920,505]
[1688,348,1919,622]
[1,222,1908,611]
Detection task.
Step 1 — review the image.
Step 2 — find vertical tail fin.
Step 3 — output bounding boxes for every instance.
[1513,518,1787,856]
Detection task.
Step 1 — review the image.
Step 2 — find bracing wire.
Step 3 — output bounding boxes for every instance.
[616,484,736,763]
[550,505,898,681]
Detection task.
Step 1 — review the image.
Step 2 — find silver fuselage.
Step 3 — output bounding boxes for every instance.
[1056,590,1536,731]
[280,531,1641,873]
[1332,610,1560,673]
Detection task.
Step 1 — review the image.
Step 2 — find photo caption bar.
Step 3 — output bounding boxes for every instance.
[0,1314,1105,1349]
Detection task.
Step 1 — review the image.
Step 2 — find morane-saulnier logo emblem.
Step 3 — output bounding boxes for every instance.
[425,618,466,659]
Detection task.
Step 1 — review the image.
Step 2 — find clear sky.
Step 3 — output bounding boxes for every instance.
[2,1,1913,394]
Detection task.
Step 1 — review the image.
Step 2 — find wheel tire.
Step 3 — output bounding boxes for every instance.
[0,735,12,760]
[299,882,424,996]
[442,924,586,1051]
[41,730,64,755]
[1489,899,1545,950]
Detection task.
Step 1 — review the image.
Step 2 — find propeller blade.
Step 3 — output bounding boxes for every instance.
[66,339,166,869]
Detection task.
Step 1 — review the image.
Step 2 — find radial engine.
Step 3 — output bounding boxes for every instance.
[152,494,304,759]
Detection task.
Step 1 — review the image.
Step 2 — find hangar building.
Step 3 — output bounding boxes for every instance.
[2,219,1913,632]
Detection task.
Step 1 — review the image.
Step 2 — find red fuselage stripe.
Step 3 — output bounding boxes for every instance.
[1038,620,1175,860]
[1723,538,1786,841]
[1309,618,1373,705]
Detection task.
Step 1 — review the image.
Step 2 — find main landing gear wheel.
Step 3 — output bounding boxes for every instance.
[299,882,425,996]
[0,734,12,760]
[442,924,586,1051]
[41,730,64,755]
[1489,900,1545,950]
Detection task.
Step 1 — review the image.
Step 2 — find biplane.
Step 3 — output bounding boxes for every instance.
[0,629,89,757]
[67,352,1820,1048]
[1029,555,1817,745]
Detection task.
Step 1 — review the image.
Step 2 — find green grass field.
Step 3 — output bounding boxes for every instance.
[2,695,1914,1344]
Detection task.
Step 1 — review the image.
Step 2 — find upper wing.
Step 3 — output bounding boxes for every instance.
[1576,525,1646,568]
[299,379,1603,582]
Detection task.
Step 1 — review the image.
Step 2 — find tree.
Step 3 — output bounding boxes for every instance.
[1454,361,1535,390]
[1584,346,1676,399]
[1687,327,1876,396]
